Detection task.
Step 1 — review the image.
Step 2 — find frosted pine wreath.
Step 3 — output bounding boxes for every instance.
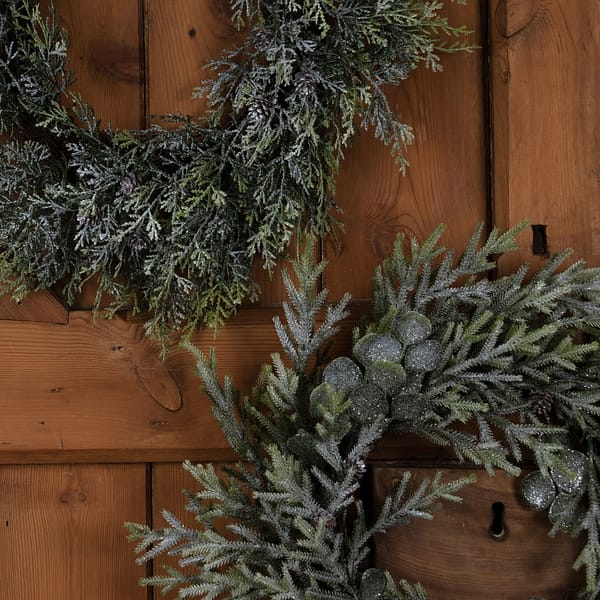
[129,224,600,599]
[0,0,470,340]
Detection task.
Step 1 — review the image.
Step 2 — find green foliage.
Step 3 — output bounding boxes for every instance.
[129,225,600,597]
[0,0,471,340]
[364,222,600,596]
[127,240,474,599]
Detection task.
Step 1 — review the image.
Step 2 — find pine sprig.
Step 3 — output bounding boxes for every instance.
[128,239,473,598]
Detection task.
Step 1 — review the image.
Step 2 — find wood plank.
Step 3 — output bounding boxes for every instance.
[372,466,584,599]
[145,0,243,120]
[0,305,357,463]
[0,290,68,324]
[151,462,219,598]
[491,0,600,274]
[326,2,487,301]
[0,464,147,599]
[53,0,143,130]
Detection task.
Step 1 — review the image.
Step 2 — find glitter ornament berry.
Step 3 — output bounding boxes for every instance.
[353,333,403,367]
[348,383,389,425]
[549,492,582,532]
[394,310,433,345]
[322,357,363,395]
[365,360,407,397]
[390,392,426,422]
[359,568,387,599]
[521,471,557,511]
[550,449,587,494]
[404,339,442,372]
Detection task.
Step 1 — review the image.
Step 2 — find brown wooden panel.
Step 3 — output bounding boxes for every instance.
[151,462,211,598]
[0,464,147,599]
[491,0,600,274]
[0,305,357,463]
[326,3,487,301]
[372,466,584,599]
[146,0,242,119]
[0,290,68,324]
[53,0,142,130]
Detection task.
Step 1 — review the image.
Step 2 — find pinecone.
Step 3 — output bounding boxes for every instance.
[527,391,554,420]
[118,173,137,197]
[247,98,270,123]
[354,459,367,475]
[295,73,315,97]
[316,508,336,529]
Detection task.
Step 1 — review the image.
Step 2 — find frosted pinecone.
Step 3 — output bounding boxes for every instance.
[316,508,336,529]
[247,98,270,123]
[354,459,367,475]
[527,391,554,420]
[130,230,149,253]
[118,173,137,197]
[295,72,315,96]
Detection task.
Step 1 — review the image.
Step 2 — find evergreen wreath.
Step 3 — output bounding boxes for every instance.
[0,0,470,340]
[128,224,600,599]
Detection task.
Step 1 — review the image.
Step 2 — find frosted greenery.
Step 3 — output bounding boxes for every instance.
[129,225,600,598]
[127,237,473,599]
[0,0,470,340]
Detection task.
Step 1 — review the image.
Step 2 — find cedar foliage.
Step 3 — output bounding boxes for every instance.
[0,0,470,340]
[129,225,600,598]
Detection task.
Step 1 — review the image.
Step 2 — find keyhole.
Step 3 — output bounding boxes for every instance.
[531,224,548,255]
[488,502,507,541]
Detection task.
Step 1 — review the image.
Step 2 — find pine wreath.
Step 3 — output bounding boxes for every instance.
[0,0,470,340]
[128,224,600,599]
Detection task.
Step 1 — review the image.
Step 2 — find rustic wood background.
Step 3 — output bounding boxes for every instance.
[0,1,598,598]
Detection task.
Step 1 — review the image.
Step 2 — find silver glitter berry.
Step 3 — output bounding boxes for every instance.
[550,449,587,493]
[348,383,388,425]
[353,333,403,367]
[521,471,557,511]
[360,568,387,599]
[322,357,363,395]
[394,311,432,345]
[548,492,580,532]
[390,393,425,422]
[404,340,442,372]
[365,360,406,397]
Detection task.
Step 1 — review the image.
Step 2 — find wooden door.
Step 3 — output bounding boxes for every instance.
[0,1,598,598]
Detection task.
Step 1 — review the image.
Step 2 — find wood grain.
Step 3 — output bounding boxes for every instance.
[53,0,143,130]
[491,0,600,274]
[0,290,68,324]
[0,464,147,599]
[326,2,487,301]
[373,466,584,599]
[0,305,358,463]
[145,0,242,120]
